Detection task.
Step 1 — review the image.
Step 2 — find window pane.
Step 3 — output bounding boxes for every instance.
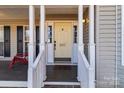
[25,26,29,42]
[0,42,4,56]
[24,26,29,53]
[0,26,4,56]
[73,25,77,43]
[0,26,4,42]
[48,26,52,43]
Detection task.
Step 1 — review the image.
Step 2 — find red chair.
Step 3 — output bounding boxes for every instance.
[9,53,28,69]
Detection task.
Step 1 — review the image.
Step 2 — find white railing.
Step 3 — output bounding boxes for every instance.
[78,47,94,88]
[31,48,45,88]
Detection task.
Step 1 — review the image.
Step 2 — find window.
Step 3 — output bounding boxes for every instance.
[0,26,4,56]
[24,26,29,53]
[73,25,77,43]
[48,26,52,43]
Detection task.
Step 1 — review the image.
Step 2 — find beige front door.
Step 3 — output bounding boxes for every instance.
[54,22,72,58]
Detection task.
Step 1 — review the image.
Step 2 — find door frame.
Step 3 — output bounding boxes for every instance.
[46,20,78,65]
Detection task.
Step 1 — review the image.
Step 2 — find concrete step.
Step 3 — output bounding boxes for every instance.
[43,81,80,88]
[44,85,80,88]
[0,81,27,88]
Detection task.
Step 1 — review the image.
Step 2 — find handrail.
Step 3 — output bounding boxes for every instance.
[32,49,44,69]
[79,48,90,68]
[78,47,91,87]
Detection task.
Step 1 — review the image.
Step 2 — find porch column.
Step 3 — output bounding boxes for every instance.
[40,5,46,86]
[28,5,35,88]
[77,5,84,82]
[78,5,84,50]
[88,5,95,87]
[40,6,45,48]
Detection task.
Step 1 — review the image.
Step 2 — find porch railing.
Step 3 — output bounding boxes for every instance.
[30,48,45,88]
[78,47,94,88]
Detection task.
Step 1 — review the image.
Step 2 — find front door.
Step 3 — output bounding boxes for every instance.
[54,22,72,61]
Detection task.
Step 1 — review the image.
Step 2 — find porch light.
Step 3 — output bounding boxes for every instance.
[86,18,89,23]
[82,18,89,23]
[82,19,85,23]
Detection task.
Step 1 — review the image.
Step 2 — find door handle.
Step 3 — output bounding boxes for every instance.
[54,41,56,50]
[54,44,56,50]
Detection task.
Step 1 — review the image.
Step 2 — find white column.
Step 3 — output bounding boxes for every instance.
[40,5,45,48]
[28,5,35,88]
[40,5,46,87]
[88,5,95,88]
[77,5,84,82]
[78,5,84,50]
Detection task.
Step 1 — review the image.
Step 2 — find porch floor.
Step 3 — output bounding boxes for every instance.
[0,61,77,82]
[46,65,78,82]
[0,61,28,81]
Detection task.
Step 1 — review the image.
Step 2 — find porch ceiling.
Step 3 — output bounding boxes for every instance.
[0,5,88,19]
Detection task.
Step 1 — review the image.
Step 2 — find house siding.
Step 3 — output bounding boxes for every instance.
[96,5,116,88]
[116,5,124,88]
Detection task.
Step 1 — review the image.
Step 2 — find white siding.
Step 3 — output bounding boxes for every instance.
[96,5,116,88]
[116,5,124,88]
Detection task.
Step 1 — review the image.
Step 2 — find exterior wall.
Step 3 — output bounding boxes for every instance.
[0,19,39,59]
[0,19,77,60]
[116,5,124,88]
[96,5,116,88]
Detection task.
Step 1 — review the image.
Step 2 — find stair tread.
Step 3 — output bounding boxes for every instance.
[43,85,80,88]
